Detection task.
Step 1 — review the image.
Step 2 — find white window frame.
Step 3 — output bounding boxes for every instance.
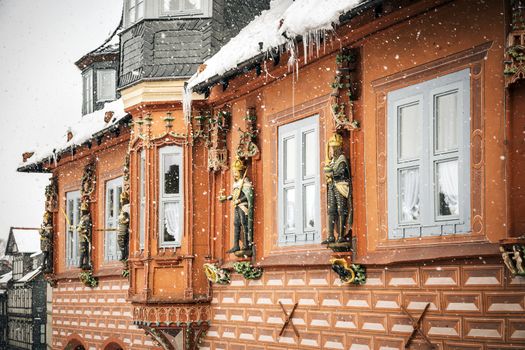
[105,177,123,262]
[387,68,470,239]
[161,0,211,17]
[277,115,321,246]
[139,150,146,249]
[127,0,145,25]
[158,145,184,247]
[65,190,81,267]
[82,69,93,115]
[96,69,116,102]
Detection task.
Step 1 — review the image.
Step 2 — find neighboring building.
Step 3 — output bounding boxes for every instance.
[17,1,271,349]
[0,270,13,348]
[5,227,48,350]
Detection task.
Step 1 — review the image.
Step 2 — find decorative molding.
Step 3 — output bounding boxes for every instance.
[504,1,525,86]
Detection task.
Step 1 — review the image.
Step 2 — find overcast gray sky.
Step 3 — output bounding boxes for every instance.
[0,0,123,241]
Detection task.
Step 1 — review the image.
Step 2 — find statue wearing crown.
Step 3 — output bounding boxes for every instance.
[323,133,353,250]
[219,157,254,257]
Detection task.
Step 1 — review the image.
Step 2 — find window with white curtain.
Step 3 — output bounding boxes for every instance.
[105,177,123,261]
[278,115,321,245]
[139,150,146,249]
[158,145,183,247]
[96,69,116,102]
[387,69,470,239]
[82,69,93,115]
[65,190,81,266]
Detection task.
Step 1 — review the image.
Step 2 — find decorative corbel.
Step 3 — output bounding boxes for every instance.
[236,107,259,159]
[203,263,231,285]
[330,258,366,285]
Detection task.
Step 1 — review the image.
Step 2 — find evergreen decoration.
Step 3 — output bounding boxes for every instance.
[351,264,366,285]
[330,48,360,130]
[232,261,262,280]
[79,270,98,288]
[203,263,231,284]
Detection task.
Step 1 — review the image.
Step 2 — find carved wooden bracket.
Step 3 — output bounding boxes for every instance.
[401,303,434,349]
[278,301,300,338]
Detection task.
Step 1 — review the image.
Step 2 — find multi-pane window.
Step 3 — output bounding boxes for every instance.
[139,150,146,249]
[65,190,81,267]
[278,115,321,245]
[158,146,183,247]
[162,0,203,14]
[387,69,470,239]
[128,0,144,24]
[96,69,116,102]
[82,69,93,115]
[105,177,123,261]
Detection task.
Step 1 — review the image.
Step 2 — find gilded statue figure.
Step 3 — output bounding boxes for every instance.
[219,158,254,256]
[323,133,353,245]
[78,201,93,270]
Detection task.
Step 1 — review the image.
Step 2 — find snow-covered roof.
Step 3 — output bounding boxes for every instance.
[17,267,42,283]
[19,98,130,170]
[0,272,12,285]
[6,228,41,255]
[186,0,367,91]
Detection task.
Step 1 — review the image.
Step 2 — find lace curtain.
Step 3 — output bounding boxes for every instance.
[164,202,180,241]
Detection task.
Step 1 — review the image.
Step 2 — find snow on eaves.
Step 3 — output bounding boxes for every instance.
[185,0,364,92]
[21,98,129,169]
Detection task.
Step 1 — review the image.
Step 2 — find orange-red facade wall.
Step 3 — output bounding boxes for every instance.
[199,0,525,349]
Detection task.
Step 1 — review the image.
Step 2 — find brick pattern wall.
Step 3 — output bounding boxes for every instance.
[51,277,154,350]
[202,259,525,350]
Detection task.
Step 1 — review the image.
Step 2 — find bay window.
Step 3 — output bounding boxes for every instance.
[127,0,145,24]
[158,146,183,247]
[278,115,321,245]
[105,177,123,261]
[387,69,470,239]
[162,0,208,15]
[65,190,81,267]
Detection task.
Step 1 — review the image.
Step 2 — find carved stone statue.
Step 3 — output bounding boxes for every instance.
[40,211,53,273]
[322,133,353,247]
[78,201,92,270]
[117,155,130,261]
[78,161,95,270]
[219,158,254,257]
[118,203,130,261]
[513,245,525,275]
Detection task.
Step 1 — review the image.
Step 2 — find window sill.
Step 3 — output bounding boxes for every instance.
[355,240,500,265]
[256,248,334,268]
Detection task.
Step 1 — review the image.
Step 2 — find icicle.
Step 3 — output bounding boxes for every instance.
[302,32,309,65]
[183,85,193,125]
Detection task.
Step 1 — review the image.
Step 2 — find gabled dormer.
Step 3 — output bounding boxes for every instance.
[75,30,120,115]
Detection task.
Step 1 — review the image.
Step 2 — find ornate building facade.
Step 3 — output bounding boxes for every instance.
[18,0,525,349]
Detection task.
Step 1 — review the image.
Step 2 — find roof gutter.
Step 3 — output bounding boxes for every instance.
[190,0,383,93]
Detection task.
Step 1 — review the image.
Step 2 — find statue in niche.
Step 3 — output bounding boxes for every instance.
[78,201,93,270]
[322,133,353,251]
[40,211,53,273]
[219,157,254,257]
[118,155,130,261]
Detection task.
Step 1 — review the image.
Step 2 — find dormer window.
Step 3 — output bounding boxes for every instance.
[97,69,116,102]
[82,69,93,115]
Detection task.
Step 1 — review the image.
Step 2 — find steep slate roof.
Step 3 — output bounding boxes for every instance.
[18,98,131,172]
[186,0,374,92]
[5,227,41,255]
